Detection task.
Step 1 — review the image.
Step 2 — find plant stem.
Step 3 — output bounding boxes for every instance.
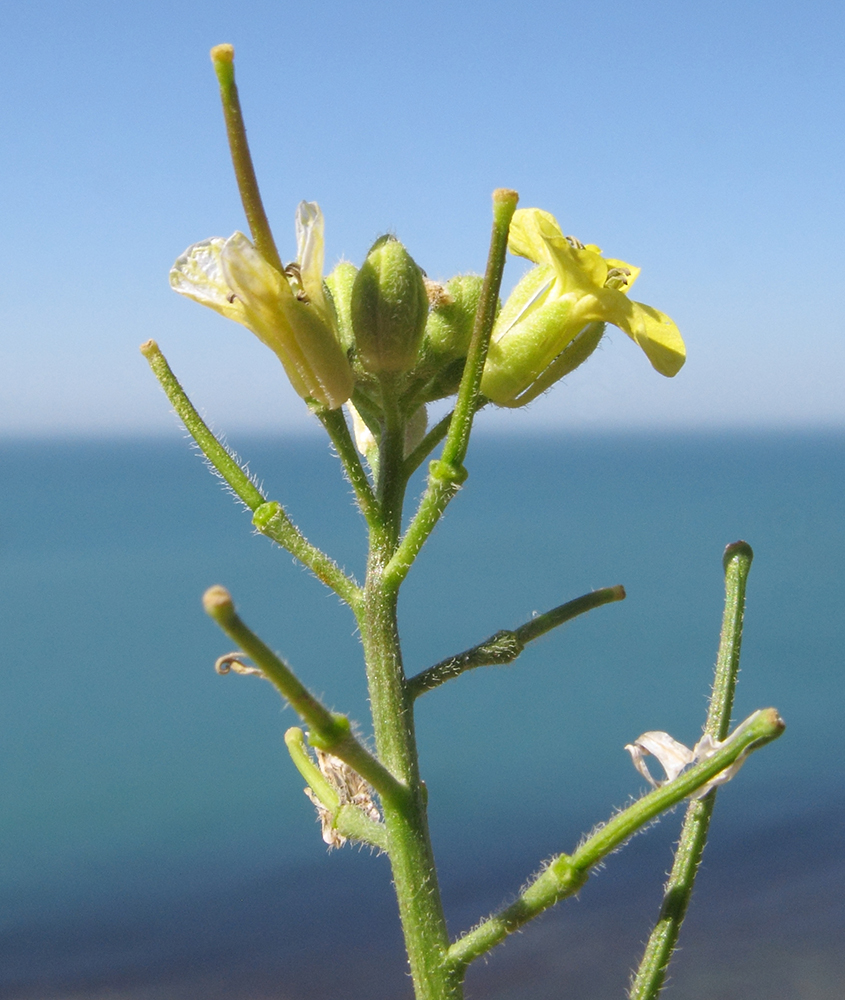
[358,573,458,999]
[629,540,754,1000]
[141,342,361,602]
[446,706,784,974]
[350,380,459,998]
[252,502,362,608]
[140,339,265,510]
[317,406,378,525]
[441,189,517,469]
[210,44,284,273]
[384,190,518,593]
[408,585,626,698]
[203,585,405,804]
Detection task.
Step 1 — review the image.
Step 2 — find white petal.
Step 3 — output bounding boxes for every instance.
[625,730,695,786]
[295,201,326,306]
[220,232,289,307]
[347,402,376,457]
[688,733,747,798]
[169,237,247,324]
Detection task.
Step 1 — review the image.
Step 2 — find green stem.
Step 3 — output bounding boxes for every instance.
[446,706,784,975]
[629,540,754,1000]
[285,727,389,851]
[349,381,459,999]
[140,339,265,510]
[358,568,457,1000]
[402,408,455,481]
[203,585,406,805]
[408,585,626,699]
[252,501,361,608]
[210,44,284,273]
[383,190,518,593]
[441,189,517,469]
[142,341,356,606]
[317,406,378,524]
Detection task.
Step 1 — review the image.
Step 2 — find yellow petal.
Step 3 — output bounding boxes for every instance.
[626,301,686,377]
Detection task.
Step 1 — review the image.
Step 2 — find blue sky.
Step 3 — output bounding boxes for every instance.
[3,0,843,436]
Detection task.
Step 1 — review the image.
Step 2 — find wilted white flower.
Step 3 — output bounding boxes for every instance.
[625,729,746,800]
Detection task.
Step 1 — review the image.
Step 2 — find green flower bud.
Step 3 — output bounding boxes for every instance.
[325,260,358,354]
[423,274,484,361]
[351,236,429,374]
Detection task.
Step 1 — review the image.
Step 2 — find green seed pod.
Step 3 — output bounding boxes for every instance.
[351,236,429,374]
[423,274,484,361]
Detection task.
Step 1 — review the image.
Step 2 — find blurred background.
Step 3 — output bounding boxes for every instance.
[2,2,843,998]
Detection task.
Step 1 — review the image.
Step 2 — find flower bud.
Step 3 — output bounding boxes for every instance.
[325,260,358,353]
[423,274,484,361]
[351,236,429,374]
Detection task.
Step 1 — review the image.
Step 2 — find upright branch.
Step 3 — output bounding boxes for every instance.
[629,541,755,1000]
[210,44,284,273]
[384,189,518,592]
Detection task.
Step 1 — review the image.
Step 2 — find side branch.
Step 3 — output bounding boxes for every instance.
[445,707,785,974]
[408,586,626,699]
[140,339,266,510]
[203,586,408,807]
[252,502,361,609]
[141,340,361,608]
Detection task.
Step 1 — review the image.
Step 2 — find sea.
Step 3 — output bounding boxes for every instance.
[1,431,843,999]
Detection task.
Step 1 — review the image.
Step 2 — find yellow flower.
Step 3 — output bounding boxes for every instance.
[170,202,353,410]
[481,208,686,406]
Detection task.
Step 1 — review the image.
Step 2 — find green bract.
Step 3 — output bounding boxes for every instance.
[170,202,353,410]
[481,208,686,406]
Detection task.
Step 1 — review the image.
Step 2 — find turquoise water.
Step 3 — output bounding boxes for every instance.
[1,432,842,997]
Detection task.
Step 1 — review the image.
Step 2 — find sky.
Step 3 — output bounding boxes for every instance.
[2,0,843,437]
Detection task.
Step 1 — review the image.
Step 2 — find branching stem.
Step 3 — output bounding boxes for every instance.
[446,706,784,974]
[628,541,754,1000]
[203,585,407,806]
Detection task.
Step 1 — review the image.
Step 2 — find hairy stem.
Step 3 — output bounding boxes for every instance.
[628,541,754,1000]
[409,585,626,698]
[140,339,265,510]
[446,706,784,974]
[210,44,284,273]
[203,585,405,804]
[384,190,518,593]
[317,406,378,525]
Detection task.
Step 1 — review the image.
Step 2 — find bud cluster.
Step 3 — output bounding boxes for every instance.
[170,46,684,429]
[171,201,685,429]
